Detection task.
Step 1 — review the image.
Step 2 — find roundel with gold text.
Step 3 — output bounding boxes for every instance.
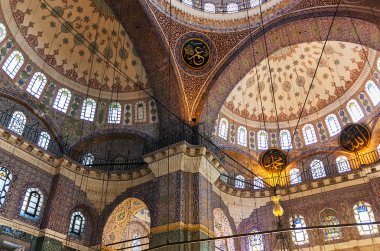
[260,148,288,174]
[339,123,371,152]
[176,32,217,76]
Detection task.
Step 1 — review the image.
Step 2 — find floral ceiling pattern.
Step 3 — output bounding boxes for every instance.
[7,0,148,94]
[222,41,375,123]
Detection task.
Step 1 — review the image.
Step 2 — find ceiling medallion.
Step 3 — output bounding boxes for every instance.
[176,32,217,76]
[339,123,371,152]
[260,148,288,174]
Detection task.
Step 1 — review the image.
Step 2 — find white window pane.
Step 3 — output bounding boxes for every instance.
[53,88,71,113]
[2,51,24,79]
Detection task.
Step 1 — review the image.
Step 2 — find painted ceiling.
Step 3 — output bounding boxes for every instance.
[6,0,148,94]
[221,41,376,125]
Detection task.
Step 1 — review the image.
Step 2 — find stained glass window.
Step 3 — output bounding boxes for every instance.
[365,80,380,106]
[82,153,94,166]
[289,168,302,185]
[235,175,245,189]
[310,159,326,179]
[219,118,229,140]
[108,102,121,124]
[237,126,247,146]
[53,88,71,113]
[37,131,50,150]
[353,201,378,235]
[290,215,309,245]
[2,50,24,79]
[135,101,146,123]
[257,130,268,150]
[227,3,239,12]
[132,232,141,251]
[320,209,342,241]
[250,0,261,8]
[253,177,264,190]
[302,124,317,145]
[80,98,96,121]
[26,72,47,98]
[8,111,26,135]
[69,211,85,237]
[346,99,364,122]
[336,156,351,173]
[20,188,43,221]
[279,130,292,149]
[248,229,264,251]
[0,23,6,43]
[204,3,216,12]
[325,114,341,136]
[0,166,12,208]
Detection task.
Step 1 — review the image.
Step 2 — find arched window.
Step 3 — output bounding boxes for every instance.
[2,50,24,79]
[20,188,43,220]
[237,126,247,146]
[253,177,264,190]
[290,215,309,245]
[82,153,94,166]
[80,98,96,121]
[8,111,26,135]
[132,232,141,251]
[289,168,302,185]
[365,80,380,106]
[0,23,6,43]
[135,101,146,123]
[320,209,342,240]
[325,114,341,136]
[302,124,317,145]
[53,88,71,113]
[310,159,326,179]
[280,130,292,149]
[219,118,229,140]
[0,166,12,208]
[69,211,85,237]
[204,3,216,12]
[182,0,192,6]
[108,102,121,124]
[235,175,245,189]
[257,130,268,150]
[250,0,261,8]
[353,201,378,235]
[37,132,50,150]
[336,156,351,173]
[227,3,239,12]
[26,72,47,98]
[377,58,380,71]
[346,99,364,122]
[247,229,264,251]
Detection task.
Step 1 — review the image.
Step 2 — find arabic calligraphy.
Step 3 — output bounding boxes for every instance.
[260,149,287,173]
[181,38,210,70]
[339,124,371,152]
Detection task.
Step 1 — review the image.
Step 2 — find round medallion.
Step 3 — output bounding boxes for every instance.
[339,123,371,152]
[176,32,217,76]
[260,148,288,173]
[180,38,210,70]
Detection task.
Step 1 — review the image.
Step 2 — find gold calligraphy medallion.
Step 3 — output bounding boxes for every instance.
[339,123,371,152]
[180,38,211,70]
[260,148,288,174]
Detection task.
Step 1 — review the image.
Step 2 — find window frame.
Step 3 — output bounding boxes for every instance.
[8,111,26,135]
[2,50,24,79]
[310,159,326,179]
[80,98,97,122]
[302,124,317,145]
[346,99,364,123]
[290,215,309,245]
[257,130,268,150]
[279,129,292,150]
[20,188,43,221]
[365,80,380,106]
[108,102,122,124]
[26,72,47,99]
[37,131,50,150]
[53,88,72,113]
[353,201,378,235]
[325,114,341,136]
[237,126,247,146]
[218,118,229,140]
[69,211,86,237]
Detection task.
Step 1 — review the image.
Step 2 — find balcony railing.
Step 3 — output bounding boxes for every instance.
[219,149,380,190]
